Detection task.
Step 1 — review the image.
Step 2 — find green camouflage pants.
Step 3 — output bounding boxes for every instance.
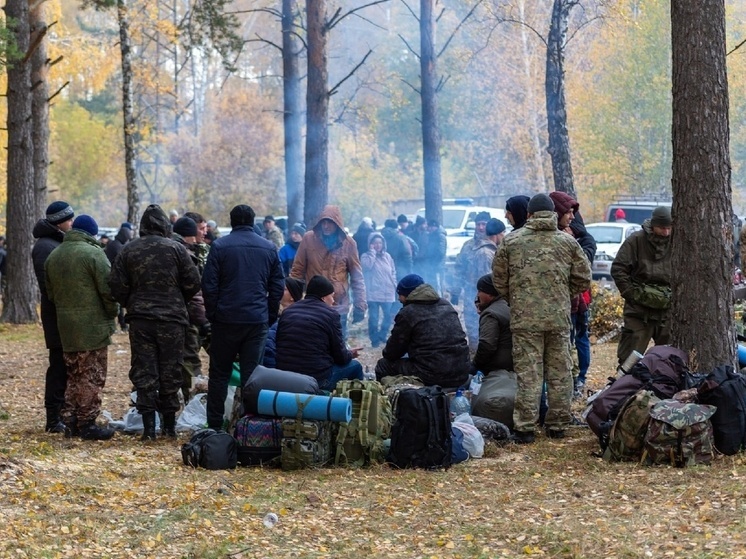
[62,347,108,425]
[617,313,670,365]
[512,329,573,433]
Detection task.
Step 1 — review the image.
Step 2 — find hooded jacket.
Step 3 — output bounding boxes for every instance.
[109,205,201,326]
[32,219,66,349]
[492,211,592,331]
[290,205,367,315]
[382,284,470,387]
[610,219,672,320]
[505,195,530,230]
[474,296,513,373]
[44,229,118,352]
[360,232,397,303]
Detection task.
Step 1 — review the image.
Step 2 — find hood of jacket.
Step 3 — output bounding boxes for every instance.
[404,283,440,304]
[313,205,346,236]
[139,204,171,237]
[33,218,64,242]
[64,228,102,247]
[367,231,387,252]
[524,211,559,231]
[505,195,530,229]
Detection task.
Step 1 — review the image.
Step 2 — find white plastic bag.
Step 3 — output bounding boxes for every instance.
[453,413,485,458]
[176,394,208,433]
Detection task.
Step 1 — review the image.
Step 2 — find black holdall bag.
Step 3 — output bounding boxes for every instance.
[387,386,452,470]
[181,428,238,470]
[698,365,746,455]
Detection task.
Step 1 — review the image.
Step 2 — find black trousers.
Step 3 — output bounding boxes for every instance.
[44,347,67,412]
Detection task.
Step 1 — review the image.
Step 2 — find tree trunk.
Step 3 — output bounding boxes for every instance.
[2,0,38,323]
[30,4,49,219]
[304,0,329,226]
[117,0,141,226]
[545,0,576,197]
[420,0,442,227]
[283,0,304,227]
[670,0,734,371]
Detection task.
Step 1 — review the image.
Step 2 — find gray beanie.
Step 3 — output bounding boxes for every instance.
[650,206,673,227]
[527,193,555,214]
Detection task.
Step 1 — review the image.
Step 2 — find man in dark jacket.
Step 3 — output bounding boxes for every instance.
[32,201,75,433]
[611,206,673,366]
[473,274,513,374]
[109,205,202,440]
[381,219,413,281]
[202,205,285,430]
[105,222,134,331]
[276,275,363,391]
[375,274,470,388]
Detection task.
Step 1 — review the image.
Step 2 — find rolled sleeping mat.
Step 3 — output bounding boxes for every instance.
[257,389,352,423]
[739,345,746,368]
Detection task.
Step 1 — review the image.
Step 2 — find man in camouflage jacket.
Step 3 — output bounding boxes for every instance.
[610,206,673,366]
[109,205,201,440]
[492,194,591,442]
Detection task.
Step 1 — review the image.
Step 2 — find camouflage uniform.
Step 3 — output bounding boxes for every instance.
[265,225,285,251]
[492,211,591,433]
[109,205,201,414]
[610,219,672,365]
[62,348,108,424]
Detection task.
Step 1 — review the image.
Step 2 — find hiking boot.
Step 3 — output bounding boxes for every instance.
[509,430,535,445]
[79,422,115,441]
[64,417,79,439]
[162,412,177,439]
[45,407,66,433]
[141,411,157,442]
[545,428,566,439]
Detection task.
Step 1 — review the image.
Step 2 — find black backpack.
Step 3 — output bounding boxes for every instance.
[181,429,238,470]
[387,386,452,470]
[698,365,746,455]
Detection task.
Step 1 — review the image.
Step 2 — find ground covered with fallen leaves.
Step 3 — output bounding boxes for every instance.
[1,321,746,559]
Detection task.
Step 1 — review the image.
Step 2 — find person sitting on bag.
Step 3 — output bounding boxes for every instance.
[375,274,470,389]
[275,275,363,391]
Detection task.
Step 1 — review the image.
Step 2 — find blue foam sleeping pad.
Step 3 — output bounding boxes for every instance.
[257,389,352,423]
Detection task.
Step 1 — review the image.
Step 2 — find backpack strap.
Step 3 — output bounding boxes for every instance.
[357,389,372,447]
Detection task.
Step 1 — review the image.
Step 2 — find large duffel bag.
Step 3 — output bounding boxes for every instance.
[470,370,516,429]
[233,414,282,467]
[242,365,320,415]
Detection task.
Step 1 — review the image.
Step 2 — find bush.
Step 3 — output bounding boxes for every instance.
[589,283,624,342]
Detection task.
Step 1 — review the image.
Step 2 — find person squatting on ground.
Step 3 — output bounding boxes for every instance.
[610,206,673,365]
[263,277,305,369]
[290,205,367,339]
[32,201,75,433]
[276,275,364,391]
[375,274,471,389]
[202,205,285,430]
[492,194,591,444]
[109,205,202,441]
[361,232,398,348]
[45,215,119,441]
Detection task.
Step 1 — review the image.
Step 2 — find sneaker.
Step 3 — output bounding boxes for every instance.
[545,428,565,439]
[79,423,115,441]
[509,430,535,445]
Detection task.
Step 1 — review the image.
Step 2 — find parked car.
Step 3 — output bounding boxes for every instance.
[585,222,642,280]
[605,196,671,225]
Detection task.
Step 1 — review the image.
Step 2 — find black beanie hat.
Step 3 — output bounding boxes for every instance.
[230,205,255,227]
[650,206,673,227]
[527,193,555,214]
[306,275,335,299]
[476,274,499,296]
[72,215,98,237]
[284,277,305,302]
[46,201,74,225]
[486,218,506,236]
[173,216,198,237]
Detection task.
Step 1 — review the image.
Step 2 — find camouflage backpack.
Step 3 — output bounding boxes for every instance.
[642,400,717,467]
[603,389,660,462]
[333,379,393,467]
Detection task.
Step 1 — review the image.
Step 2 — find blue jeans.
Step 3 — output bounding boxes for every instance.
[367,301,393,346]
[320,360,364,392]
[571,310,591,384]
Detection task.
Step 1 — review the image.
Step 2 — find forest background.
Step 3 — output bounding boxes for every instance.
[0,0,745,230]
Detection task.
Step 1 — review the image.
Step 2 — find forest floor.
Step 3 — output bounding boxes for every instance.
[1,321,745,559]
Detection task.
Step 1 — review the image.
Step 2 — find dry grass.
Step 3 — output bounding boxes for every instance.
[1,321,745,558]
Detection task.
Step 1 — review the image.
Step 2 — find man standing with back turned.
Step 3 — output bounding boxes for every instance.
[492,194,591,443]
[202,205,285,430]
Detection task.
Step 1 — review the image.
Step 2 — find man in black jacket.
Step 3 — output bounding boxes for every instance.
[109,205,202,440]
[375,274,470,389]
[276,275,363,391]
[31,201,75,433]
[201,205,285,429]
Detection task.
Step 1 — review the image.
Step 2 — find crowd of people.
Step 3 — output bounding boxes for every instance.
[23,192,675,445]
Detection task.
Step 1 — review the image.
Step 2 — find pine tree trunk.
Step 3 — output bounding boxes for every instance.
[117,0,141,227]
[545,0,576,197]
[670,0,735,371]
[2,0,38,323]
[304,0,329,226]
[30,5,49,219]
[420,0,443,227]
[283,0,304,227]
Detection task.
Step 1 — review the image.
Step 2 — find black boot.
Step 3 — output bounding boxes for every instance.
[141,411,157,441]
[162,412,177,439]
[64,417,79,439]
[45,407,66,434]
[79,422,115,441]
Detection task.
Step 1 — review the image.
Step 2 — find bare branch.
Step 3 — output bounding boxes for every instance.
[47,81,69,104]
[328,0,390,30]
[226,7,281,18]
[435,74,450,93]
[48,55,63,67]
[248,34,283,53]
[398,33,419,59]
[497,17,547,48]
[727,36,746,56]
[400,0,419,22]
[329,49,373,96]
[22,24,48,64]
[437,0,483,59]
[399,77,420,94]
[566,15,602,45]
[350,12,388,32]
[435,7,445,23]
